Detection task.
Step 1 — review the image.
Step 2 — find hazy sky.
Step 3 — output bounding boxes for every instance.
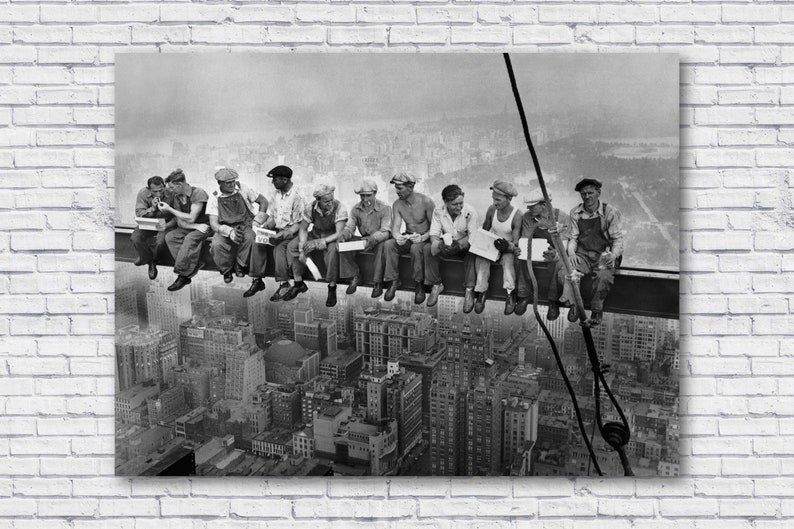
[115,53,678,144]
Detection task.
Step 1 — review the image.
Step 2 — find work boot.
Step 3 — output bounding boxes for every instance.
[167,275,191,292]
[547,301,560,321]
[514,296,529,316]
[345,276,360,295]
[223,271,233,284]
[504,290,517,315]
[463,288,475,314]
[371,282,384,298]
[133,257,144,266]
[326,285,338,307]
[270,282,291,302]
[384,279,400,302]
[148,262,158,280]
[414,283,426,305]
[234,264,246,278]
[474,291,486,314]
[589,311,603,325]
[567,304,579,323]
[282,281,308,301]
[243,278,265,298]
[427,283,444,307]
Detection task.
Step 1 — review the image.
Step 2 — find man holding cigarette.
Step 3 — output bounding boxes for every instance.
[381,172,435,304]
[338,179,392,296]
[131,175,175,281]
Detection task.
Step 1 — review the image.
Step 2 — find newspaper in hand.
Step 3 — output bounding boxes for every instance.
[518,237,552,262]
[254,227,279,245]
[468,228,501,262]
[135,217,166,232]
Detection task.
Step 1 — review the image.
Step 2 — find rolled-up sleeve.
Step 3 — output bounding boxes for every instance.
[429,209,443,238]
[605,207,625,257]
[464,208,479,237]
[135,189,152,218]
[334,202,348,224]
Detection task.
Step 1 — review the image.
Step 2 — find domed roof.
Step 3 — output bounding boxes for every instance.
[265,339,309,365]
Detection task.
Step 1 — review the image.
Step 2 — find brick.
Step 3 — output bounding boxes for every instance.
[538,498,597,517]
[718,129,778,147]
[191,26,266,45]
[637,26,694,44]
[755,478,794,496]
[0,295,44,313]
[328,27,388,45]
[13,478,72,497]
[720,46,779,64]
[389,27,448,44]
[450,26,510,44]
[234,6,293,23]
[265,27,326,44]
[597,499,655,517]
[41,5,100,23]
[389,479,449,497]
[417,6,476,24]
[695,478,754,496]
[450,478,511,497]
[13,107,73,126]
[756,26,794,44]
[37,87,98,106]
[687,357,749,375]
[755,66,794,84]
[14,26,72,44]
[659,498,719,517]
[161,4,236,23]
[228,499,292,518]
[11,232,72,251]
[718,88,778,105]
[717,378,778,396]
[37,129,96,146]
[692,232,752,251]
[38,46,99,64]
[98,499,160,517]
[694,66,752,85]
[691,437,752,455]
[12,67,71,85]
[575,25,635,44]
[14,149,73,168]
[514,26,573,45]
[539,6,598,23]
[417,499,478,517]
[661,5,720,22]
[598,6,658,23]
[0,499,37,517]
[694,107,754,125]
[723,5,780,23]
[357,6,415,23]
[132,26,190,44]
[40,458,101,476]
[98,5,159,23]
[695,25,754,44]
[0,46,36,64]
[720,499,780,517]
[477,6,536,24]
[756,148,794,166]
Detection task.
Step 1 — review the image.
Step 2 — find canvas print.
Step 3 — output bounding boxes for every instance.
[114,53,679,477]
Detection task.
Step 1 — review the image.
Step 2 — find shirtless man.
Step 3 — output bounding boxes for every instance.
[380,172,436,304]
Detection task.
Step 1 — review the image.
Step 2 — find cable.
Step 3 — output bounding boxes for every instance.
[502,53,634,476]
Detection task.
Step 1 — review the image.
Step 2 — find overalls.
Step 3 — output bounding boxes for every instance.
[572,210,617,312]
[211,192,255,275]
[290,200,343,282]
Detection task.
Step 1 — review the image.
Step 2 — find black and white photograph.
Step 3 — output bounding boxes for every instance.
[114,53,679,477]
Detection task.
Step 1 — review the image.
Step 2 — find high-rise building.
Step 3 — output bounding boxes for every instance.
[501,396,539,471]
[146,283,191,353]
[446,313,492,388]
[319,350,363,383]
[264,339,319,385]
[429,378,465,475]
[354,307,436,368]
[436,294,460,335]
[294,307,338,359]
[172,364,211,408]
[147,385,187,427]
[464,371,504,476]
[225,342,266,402]
[179,316,253,366]
[116,285,138,329]
[115,325,178,391]
[385,369,423,455]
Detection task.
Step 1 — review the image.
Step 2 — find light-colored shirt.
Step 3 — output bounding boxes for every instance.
[301,200,349,225]
[205,182,261,217]
[342,199,392,243]
[429,203,478,242]
[568,201,625,257]
[267,185,305,230]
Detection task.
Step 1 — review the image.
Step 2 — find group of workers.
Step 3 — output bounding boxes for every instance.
[131,164,624,324]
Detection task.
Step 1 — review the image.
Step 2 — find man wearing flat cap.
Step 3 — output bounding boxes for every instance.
[247,165,306,299]
[286,183,348,307]
[471,180,523,315]
[159,169,212,292]
[565,177,625,325]
[425,184,478,308]
[514,192,571,318]
[207,167,268,286]
[339,179,392,297]
[381,172,436,304]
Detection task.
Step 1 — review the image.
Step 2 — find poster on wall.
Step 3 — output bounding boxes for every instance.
[114,53,680,477]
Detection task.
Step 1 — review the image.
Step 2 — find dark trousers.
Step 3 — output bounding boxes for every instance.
[131,228,167,265]
[290,235,342,283]
[569,252,616,312]
[423,245,476,289]
[251,236,295,282]
[339,238,386,282]
[516,257,564,302]
[211,227,255,275]
[383,239,427,284]
[164,227,210,276]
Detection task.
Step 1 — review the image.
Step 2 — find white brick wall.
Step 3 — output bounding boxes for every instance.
[0,1,791,526]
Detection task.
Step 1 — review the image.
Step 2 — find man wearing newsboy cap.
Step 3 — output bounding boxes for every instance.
[286,183,349,307]
[246,164,306,299]
[381,172,436,304]
[338,179,392,297]
[514,191,571,318]
[207,167,268,287]
[564,177,625,325]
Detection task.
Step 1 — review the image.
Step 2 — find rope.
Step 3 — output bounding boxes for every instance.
[502,53,633,476]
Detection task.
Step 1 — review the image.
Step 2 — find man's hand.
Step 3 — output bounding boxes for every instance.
[547,222,563,235]
[568,253,582,267]
[195,223,210,234]
[363,237,376,251]
[253,212,267,228]
[408,233,422,244]
[300,240,311,253]
[494,238,510,253]
[263,218,276,230]
[229,229,239,243]
[158,202,172,214]
[395,234,408,246]
[542,248,557,261]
